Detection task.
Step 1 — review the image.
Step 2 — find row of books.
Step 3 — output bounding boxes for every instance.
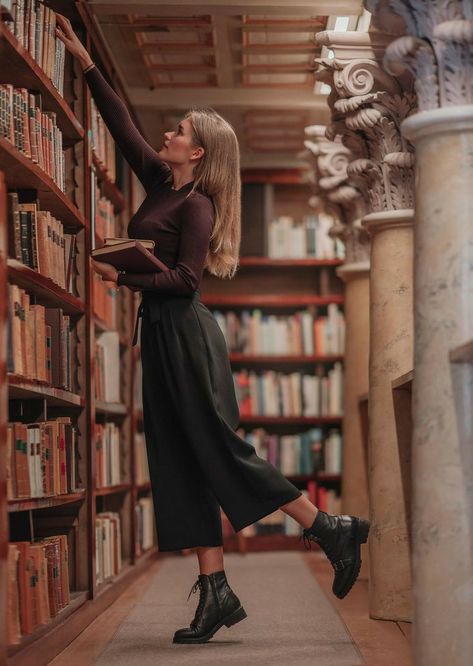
[95,186,116,243]
[96,511,122,585]
[90,97,116,183]
[134,432,150,485]
[212,303,345,356]
[232,362,344,417]
[236,426,343,475]
[0,84,65,191]
[2,0,66,95]
[95,330,120,403]
[7,535,70,645]
[8,285,74,391]
[8,193,76,293]
[7,418,80,500]
[93,273,118,329]
[267,214,345,259]
[133,354,143,410]
[135,496,155,557]
[95,422,125,489]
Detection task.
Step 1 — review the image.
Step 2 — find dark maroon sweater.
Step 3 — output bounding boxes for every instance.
[84,64,215,294]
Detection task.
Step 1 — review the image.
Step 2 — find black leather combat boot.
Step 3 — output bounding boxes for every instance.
[172,570,247,644]
[300,510,370,599]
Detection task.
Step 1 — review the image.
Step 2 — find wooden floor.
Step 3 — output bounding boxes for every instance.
[49,551,412,665]
[304,552,412,666]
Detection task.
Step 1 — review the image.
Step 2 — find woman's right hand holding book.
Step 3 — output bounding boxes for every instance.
[55,14,94,72]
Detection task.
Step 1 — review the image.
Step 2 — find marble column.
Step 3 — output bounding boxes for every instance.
[304,127,371,579]
[362,209,413,619]
[367,1,473,663]
[315,29,416,619]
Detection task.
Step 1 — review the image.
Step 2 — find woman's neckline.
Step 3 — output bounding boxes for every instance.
[170,179,194,193]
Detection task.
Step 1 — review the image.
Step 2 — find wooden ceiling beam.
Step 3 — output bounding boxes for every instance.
[88,1,363,17]
[130,86,329,111]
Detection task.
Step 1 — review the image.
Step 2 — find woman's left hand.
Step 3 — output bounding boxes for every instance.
[92,259,118,283]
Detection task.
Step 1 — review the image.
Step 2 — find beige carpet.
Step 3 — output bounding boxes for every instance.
[94,551,363,665]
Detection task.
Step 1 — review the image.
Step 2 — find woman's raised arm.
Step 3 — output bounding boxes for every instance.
[55,14,170,192]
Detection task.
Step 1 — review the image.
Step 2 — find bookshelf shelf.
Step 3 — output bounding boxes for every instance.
[229,353,344,364]
[92,152,126,212]
[8,373,85,407]
[202,294,344,307]
[1,9,163,661]
[8,259,85,315]
[7,489,86,513]
[238,415,343,425]
[0,23,84,145]
[238,257,344,267]
[0,137,86,230]
[7,590,89,661]
[95,483,131,497]
[136,480,151,492]
[94,399,128,417]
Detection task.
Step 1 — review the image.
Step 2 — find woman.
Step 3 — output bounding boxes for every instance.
[56,14,370,646]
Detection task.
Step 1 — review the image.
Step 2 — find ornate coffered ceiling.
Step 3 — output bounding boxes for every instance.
[84,0,364,169]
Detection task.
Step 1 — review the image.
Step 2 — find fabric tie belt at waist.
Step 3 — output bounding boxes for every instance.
[131,290,201,346]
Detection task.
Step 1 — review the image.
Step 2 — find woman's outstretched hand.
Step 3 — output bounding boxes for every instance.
[55,13,93,70]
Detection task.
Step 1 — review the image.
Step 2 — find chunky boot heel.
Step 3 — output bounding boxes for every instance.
[300,510,371,600]
[173,570,247,644]
[224,605,247,627]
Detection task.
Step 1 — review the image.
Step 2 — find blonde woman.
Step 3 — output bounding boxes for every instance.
[56,14,370,646]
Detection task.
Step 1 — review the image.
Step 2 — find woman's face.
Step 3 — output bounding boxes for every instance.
[159,116,204,166]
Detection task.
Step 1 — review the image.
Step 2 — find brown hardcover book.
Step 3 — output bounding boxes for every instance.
[92,239,169,273]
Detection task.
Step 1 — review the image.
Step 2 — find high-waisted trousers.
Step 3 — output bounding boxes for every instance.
[137,289,303,552]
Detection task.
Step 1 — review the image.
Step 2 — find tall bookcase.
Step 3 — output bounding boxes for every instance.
[202,174,345,552]
[0,5,157,664]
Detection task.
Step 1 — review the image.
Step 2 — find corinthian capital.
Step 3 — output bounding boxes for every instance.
[315,30,417,213]
[304,125,370,265]
[367,0,473,110]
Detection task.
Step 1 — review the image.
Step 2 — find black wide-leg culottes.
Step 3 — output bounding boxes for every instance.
[138,289,303,552]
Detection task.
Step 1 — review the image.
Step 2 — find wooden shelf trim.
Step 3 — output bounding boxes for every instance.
[202,294,344,307]
[229,353,344,363]
[0,136,86,229]
[238,257,344,267]
[7,489,86,513]
[94,400,129,416]
[238,414,343,425]
[95,482,131,497]
[0,22,84,144]
[8,258,85,315]
[8,373,85,406]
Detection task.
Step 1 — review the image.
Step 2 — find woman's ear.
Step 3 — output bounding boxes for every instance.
[191,146,205,162]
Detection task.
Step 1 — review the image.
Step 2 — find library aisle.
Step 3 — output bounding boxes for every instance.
[2,0,473,665]
[48,551,410,666]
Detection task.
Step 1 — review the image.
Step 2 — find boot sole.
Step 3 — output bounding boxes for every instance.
[172,605,248,644]
[336,517,370,600]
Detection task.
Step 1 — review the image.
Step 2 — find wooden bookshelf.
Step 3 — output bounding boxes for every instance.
[0,11,158,665]
[202,185,345,551]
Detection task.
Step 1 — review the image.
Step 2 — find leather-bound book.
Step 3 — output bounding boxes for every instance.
[91,239,169,273]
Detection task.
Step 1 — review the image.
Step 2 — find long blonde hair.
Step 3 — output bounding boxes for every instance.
[185,107,241,280]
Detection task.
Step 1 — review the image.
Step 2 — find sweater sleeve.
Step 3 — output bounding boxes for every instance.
[84,65,170,193]
[116,196,214,294]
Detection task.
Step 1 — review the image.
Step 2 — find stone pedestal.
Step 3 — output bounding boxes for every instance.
[337,260,370,580]
[362,209,414,620]
[402,106,473,665]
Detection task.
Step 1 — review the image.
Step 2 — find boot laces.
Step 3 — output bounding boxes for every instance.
[187,578,205,629]
[299,530,339,565]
